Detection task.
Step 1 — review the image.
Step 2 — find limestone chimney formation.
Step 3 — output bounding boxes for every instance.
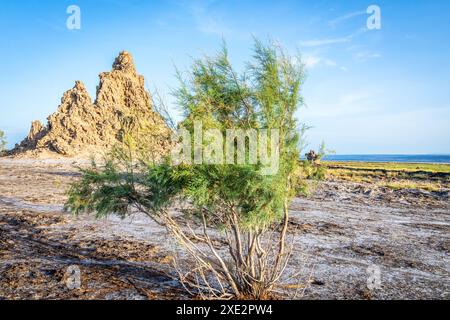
[13,51,171,157]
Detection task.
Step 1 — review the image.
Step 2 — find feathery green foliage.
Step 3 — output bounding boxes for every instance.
[66,40,306,299]
[67,40,304,228]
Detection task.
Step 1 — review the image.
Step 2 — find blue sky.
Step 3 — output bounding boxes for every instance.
[1,0,449,154]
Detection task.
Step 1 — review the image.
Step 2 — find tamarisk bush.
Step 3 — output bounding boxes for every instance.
[66,40,306,299]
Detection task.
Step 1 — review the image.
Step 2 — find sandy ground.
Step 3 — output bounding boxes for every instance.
[0,158,448,300]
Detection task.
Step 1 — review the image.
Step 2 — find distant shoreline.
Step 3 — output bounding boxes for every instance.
[317,154,450,164]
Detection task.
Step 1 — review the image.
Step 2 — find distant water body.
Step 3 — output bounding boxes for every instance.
[320,155,450,164]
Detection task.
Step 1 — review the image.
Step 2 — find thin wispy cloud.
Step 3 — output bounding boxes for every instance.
[35,18,66,32]
[339,92,372,106]
[354,51,382,62]
[300,36,351,47]
[299,27,367,48]
[303,54,347,71]
[329,10,366,28]
[193,10,231,36]
[302,91,377,118]
[185,0,233,37]
[346,45,382,62]
[303,55,321,68]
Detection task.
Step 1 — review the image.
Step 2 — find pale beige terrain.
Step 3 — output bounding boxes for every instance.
[0,158,449,300]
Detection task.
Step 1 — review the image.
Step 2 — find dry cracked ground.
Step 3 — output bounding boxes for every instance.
[0,158,448,300]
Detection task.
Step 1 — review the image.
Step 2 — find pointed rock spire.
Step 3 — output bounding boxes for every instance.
[27,120,46,141]
[58,80,93,113]
[112,51,136,74]
[12,51,171,158]
[14,120,47,150]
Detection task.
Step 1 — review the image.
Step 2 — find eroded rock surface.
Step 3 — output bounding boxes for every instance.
[12,52,171,158]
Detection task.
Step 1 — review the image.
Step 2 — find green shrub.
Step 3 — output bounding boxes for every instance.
[66,40,306,299]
